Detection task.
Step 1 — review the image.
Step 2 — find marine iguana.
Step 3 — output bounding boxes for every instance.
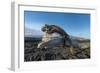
[38,24,81,55]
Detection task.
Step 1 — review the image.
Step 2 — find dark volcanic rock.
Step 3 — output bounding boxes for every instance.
[24,45,90,62]
[24,37,90,62]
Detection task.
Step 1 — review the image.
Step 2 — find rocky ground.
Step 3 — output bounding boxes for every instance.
[24,39,90,62]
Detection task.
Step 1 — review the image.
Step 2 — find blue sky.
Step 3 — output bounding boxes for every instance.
[24,11,90,39]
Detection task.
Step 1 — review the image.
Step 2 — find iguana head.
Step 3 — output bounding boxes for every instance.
[42,24,52,34]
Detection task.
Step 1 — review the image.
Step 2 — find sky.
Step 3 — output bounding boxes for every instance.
[24,11,90,39]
